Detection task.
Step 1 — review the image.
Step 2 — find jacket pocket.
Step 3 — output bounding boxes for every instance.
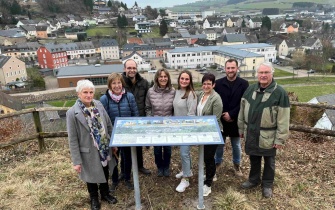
[80,147,90,153]
[260,107,277,128]
[259,130,275,149]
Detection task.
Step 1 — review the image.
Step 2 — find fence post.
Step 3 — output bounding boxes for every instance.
[32,110,45,152]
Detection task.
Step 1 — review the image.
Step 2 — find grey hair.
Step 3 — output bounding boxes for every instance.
[76,80,95,93]
[255,62,275,76]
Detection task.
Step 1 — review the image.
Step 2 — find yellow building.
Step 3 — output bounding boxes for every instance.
[0,92,23,114]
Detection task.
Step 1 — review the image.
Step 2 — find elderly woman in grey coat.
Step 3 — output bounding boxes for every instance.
[66,80,117,210]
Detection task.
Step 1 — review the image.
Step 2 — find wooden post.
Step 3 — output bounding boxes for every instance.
[32,110,45,152]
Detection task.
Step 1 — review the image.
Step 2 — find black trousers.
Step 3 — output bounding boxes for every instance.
[86,165,109,199]
[248,155,275,188]
[136,146,144,168]
[204,144,218,187]
[120,147,132,181]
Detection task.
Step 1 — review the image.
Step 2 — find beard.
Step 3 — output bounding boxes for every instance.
[227,72,237,80]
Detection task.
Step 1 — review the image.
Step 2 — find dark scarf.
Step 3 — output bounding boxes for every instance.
[77,99,110,166]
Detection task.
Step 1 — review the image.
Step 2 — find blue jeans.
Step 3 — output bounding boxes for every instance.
[215,136,241,165]
[154,146,171,169]
[180,145,192,177]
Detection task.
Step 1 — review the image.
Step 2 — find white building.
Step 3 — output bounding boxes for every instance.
[122,52,150,71]
[100,39,119,60]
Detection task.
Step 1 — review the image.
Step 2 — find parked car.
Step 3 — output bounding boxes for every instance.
[293,66,301,70]
[273,60,279,64]
[217,67,223,71]
[307,69,315,74]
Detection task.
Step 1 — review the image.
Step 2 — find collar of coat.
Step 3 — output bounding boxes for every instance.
[256,79,277,93]
[122,72,144,86]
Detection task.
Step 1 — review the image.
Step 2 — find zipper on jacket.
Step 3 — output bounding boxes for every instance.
[270,107,274,123]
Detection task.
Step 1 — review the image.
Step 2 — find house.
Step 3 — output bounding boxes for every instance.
[222,27,238,35]
[266,36,289,56]
[135,22,151,33]
[122,43,156,58]
[142,38,174,57]
[16,19,38,28]
[1,42,41,61]
[286,38,302,54]
[302,38,323,51]
[0,56,27,86]
[202,29,217,40]
[0,29,26,46]
[220,34,248,45]
[250,17,262,28]
[245,34,259,44]
[56,64,124,88]
[133,15,147,22]
[173,39,189,48]
[309,94,335,130]
[76,41,96,58]
[203,16,224,29]
[98,7,111,15]
[122,52,150,71]
[37,43,68,69]
[35,25,48,39]
[19,25,36,39]
[226,17,239,27]
[194,39,216,47]
[177,16,193,25]
[280,22,299,33]
[100,39,119,60]
[0,92,23,114]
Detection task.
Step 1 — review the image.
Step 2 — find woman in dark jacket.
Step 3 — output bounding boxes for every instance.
[100,73,139,191]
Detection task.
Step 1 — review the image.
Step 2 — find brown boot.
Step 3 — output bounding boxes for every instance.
[234,163,243,177]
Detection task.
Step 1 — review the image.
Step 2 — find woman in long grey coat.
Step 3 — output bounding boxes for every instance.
[66,80,117,210]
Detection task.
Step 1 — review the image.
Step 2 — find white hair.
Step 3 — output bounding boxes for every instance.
[255,62,275,76]
[76,80,95,93]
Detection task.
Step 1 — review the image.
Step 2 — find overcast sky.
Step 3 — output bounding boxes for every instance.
[120,0,198,8]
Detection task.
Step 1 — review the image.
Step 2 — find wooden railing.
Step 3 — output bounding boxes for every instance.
[1,102,335,151]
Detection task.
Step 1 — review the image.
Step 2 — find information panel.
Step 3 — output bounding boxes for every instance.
[110,116,224,147]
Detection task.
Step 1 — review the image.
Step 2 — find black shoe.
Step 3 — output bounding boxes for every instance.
[124,180,134,190]
[163,168,170,177]
[241,181,258,189]
[109,182,117,193]
[139,167,151,175]
[101,194,117,204]
[90,197,101,210]
[157,168,164,177]
[262,187,273,198]
[118,173,125,181]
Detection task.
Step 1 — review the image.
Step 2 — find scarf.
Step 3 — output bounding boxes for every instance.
[77,99,110,167]
[108,88,126,103]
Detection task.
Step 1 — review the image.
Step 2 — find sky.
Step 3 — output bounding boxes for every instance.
[119,0,198,8]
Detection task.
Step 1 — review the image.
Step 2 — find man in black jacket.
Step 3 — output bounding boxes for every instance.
[121,60,151,175]
[214,59,249,177]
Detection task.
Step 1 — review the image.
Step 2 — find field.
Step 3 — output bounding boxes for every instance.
[285,85,335,102]
[170,0,330,12]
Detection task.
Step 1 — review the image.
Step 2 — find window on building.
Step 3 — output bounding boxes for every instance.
[253,59,255,64]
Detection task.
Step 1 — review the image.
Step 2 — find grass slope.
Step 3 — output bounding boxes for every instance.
[0,134,334,209]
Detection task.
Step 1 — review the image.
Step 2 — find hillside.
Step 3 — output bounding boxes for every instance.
[169,0,331,13]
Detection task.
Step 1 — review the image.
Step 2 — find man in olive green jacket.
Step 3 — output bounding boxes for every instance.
[238,62,290,198]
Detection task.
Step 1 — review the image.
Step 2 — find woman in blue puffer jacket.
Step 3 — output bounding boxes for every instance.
[100,73,139,192]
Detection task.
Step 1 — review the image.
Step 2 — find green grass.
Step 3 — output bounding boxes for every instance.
[140,26,161,38]
[275,76,335,85]
[274,69,294,77]
[285,85,335,102]
[85,27,117,37]
[64,100,76,107]
[47,101,65,107]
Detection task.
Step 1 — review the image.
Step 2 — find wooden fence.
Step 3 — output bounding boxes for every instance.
[1,102,335,152]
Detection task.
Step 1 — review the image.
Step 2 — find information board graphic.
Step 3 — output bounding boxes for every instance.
[110,116,224,147]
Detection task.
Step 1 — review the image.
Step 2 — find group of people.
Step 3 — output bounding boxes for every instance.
[66,58,290,210]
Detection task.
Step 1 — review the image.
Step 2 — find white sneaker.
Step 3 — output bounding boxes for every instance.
[203,184,211,196]
[175,171,193,179]
[204,174,217,182]
[176,178,190,192]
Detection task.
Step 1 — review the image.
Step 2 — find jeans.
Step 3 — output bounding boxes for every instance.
[87,165,109,198]
[215,136,241,165]
[204,144,218,187]
[154,146,171,169]
[136,146,144,168]
[248,155,275,188]
[180,145,192,177]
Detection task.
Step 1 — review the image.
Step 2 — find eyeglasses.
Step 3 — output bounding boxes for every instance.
[127,67,137,70]
[258,71,271,75]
